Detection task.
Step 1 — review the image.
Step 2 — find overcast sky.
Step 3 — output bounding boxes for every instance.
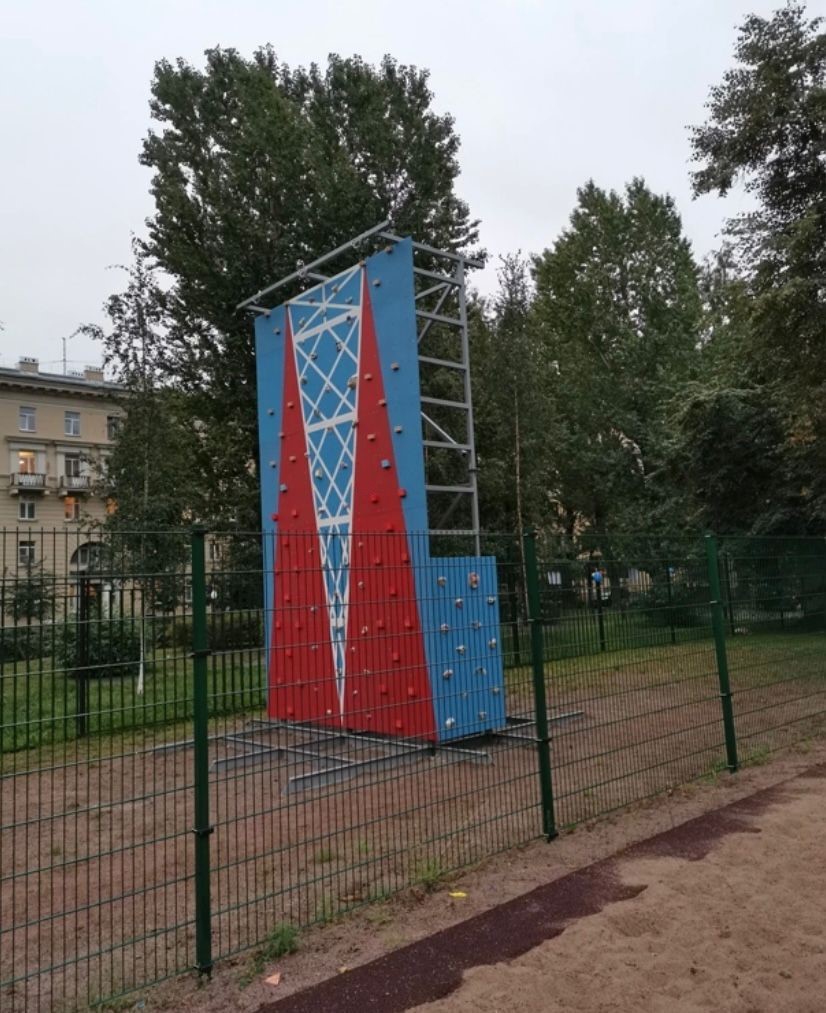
[0,0,808,373]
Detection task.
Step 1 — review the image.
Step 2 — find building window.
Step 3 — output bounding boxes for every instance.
[106,415,121,440]
[19,406,36,432]
[64,454,81,478]
[64,411,81,437]
[17,450,36,474]
[64,496,81,522]
[18,541,35,566]
[19,497,36,522]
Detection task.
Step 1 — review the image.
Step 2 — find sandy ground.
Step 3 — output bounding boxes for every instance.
[147,739,826,1012]
[414,764,826,1013]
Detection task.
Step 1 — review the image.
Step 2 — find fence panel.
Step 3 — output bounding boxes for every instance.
[201,530,543,964]
[0,529,196,1011]
[532,533,728,827]
[719,536,826,759]
[2,527,826,1010]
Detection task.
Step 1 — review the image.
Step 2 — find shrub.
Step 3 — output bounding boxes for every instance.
[634,581,709,628]
[55,621,142,679]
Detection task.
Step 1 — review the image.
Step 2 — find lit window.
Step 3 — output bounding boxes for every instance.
[64,411,81,436]
[106,415,121,440]
[18,541,35,566]
[17,450,36,474]
[19,406,36,432]
[18,497,36,521]
[64,496,80,522]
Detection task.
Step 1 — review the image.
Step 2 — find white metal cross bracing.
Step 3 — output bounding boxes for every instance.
[288,263,363,710]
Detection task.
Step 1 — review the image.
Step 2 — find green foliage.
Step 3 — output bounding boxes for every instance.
[158,609,263,652]
[241,922,299,985]
[105,49,479,528]
[3,563,55,625]
[530,178,701,534]
[55,621,142,680]
[689,3,826,535]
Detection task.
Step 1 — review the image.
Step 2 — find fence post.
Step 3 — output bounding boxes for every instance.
[75,575,90,739]
[704,534,739,773]
[191,527,214,975]
[523,530,558,840]
[665,564,677,646]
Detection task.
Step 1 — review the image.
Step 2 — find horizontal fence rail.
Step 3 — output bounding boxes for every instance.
[0,526,824,1009]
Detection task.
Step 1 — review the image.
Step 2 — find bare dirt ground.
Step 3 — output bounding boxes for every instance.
[2,643,824,1011]
[414,762,826,1013]
[150,739,826,1013]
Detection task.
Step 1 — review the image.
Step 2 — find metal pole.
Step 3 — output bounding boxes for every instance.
[75,575,89,738]
[191,527,214,975]
[665,564,676,646]
[237,219,391,310]
[591,569,606,652]
[456,257,481,555]
[523,531,558,840]
[705,534,739,773]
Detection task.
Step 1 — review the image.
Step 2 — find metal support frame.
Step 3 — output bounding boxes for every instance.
[212,719,492,794]
[239,223,483,549]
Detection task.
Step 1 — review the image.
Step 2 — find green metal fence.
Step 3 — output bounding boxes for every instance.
[1,527,825,1009]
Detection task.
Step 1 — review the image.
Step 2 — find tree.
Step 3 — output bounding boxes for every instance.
[112,49,479,528]
[690,2,826,533]
[530,179,702,534]
[471,255,553,535]
[4,562,55,625]
[89,242,202,608]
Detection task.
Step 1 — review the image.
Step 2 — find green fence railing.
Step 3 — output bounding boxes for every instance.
[1,527,825,1009]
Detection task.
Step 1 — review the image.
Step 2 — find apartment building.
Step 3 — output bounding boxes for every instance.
[1,356,124,576]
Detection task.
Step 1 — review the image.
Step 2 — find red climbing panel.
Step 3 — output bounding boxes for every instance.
[343,276,436,739]
[268,315,342,726]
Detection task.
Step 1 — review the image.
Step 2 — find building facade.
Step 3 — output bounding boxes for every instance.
[0,357,123,578]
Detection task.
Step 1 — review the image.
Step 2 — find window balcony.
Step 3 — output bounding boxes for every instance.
[59,474,92,496]
[9,473,47,494]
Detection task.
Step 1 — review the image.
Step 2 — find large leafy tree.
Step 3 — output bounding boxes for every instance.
[89,243,202,603]
[120,48,478,527]
[530,179,702,534]
[689,2,826,533]
[471,255,553,535]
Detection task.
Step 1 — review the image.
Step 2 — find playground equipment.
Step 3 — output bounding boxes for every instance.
[244,225,506,743]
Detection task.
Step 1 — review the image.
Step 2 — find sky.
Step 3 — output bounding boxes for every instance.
[0,0,809,373]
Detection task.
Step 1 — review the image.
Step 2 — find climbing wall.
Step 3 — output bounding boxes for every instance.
[255,239,506,742]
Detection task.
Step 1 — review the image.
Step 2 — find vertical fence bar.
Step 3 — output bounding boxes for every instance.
[523,531,558,840]
[705,533,739,773]
[665,563,677,645]
[75,574,89,738]
[191,527,214,975]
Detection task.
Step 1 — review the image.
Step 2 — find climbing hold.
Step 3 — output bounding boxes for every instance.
[440,623,450,633]
[398,488,407,498]
[455,598,463,608]
[488,638,497,649]
[391,362,399,371]
[394,425,403,434]
[380,459,391,469]
[468,572,480,589]
[443,669,453,680]
[280,483,288,492]
[456,644,466,654]
[437,576,447,587]
[367,433,376,442]
[487,596,496,605]
[267,408,274,416]
[445,717,456,729]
